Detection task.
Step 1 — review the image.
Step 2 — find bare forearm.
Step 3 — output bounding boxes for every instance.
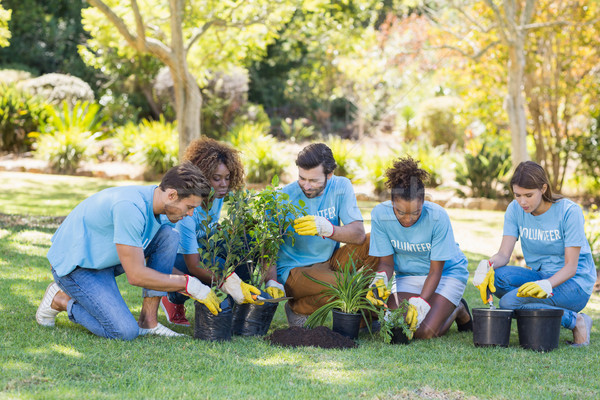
[329,221,365,244]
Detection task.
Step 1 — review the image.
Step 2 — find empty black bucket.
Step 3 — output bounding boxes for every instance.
[332,309,362,339]
[194,296,233,341]
[473,308,513,347]
[232,301,278,336]
[514,309,563,352]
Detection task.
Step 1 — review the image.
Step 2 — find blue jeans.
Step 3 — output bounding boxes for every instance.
[52,225,179,340]
[494,266,590,330]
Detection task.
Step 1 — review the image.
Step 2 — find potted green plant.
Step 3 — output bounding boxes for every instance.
[194,191,252,341]
[231,176,305,336]
[378,298,413,345]
[304,256,379,340]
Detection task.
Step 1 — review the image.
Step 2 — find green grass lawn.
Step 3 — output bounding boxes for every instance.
[1,171,599,400]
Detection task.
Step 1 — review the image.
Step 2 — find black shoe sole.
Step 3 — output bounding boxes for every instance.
[457,298,473,332]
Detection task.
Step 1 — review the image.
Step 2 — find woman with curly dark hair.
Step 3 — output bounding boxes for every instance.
[160,137,261,326]
[366,156,472,339]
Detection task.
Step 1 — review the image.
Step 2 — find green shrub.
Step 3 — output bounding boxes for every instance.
[573,114,600,194]
[226,122,287,184]
[325,135,363,183]
[364,154,395,196]
[584,205,600,270]
[401,141,445,188]
[454,134,511,199]
[121,116,179,176]
[0,84,48,152]
[416,96,463,148]
[32,101,105,174]
[279,118,316,142]
[243,134,288,184]
[226,121,270,148]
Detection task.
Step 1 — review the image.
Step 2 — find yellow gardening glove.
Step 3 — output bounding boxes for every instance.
[406,297,430,331]
[366,272,390,307]
[182,275,221,315]
[517,280,553,299]
[265,280,285,299]
[221,273,263,305]
[293,215,334,237]
[405,305,418,331]
[473,260,496,304]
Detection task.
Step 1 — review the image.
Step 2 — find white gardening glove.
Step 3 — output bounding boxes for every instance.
[366,271,390,307]
[517,279,553,298]
[473,260,496,304]
[181,275,221,315]
[265,279,285,299]
[221,272,263,305]
[293,215,334,237]
[406,297,431,331]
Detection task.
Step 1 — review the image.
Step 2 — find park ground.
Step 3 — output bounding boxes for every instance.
[0,171,599,400]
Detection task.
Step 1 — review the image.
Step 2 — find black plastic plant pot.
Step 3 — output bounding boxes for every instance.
[514,309,563,352]
[331,309,362,340]
[390,327,410,345]
[194,296,233,342]
[472,308,514,347]
[232,301,279,336]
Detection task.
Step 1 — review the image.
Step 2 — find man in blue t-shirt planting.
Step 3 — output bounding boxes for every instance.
[267,143,378,327]
[35,162,253,339]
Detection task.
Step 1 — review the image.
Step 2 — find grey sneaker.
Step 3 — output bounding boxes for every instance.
[138,322,185,337]
[284,301,308,328]
[36,282,61,327]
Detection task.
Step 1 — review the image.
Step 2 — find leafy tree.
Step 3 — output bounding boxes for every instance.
[82,0,297,159]
[0,2,10,47]
[523,0,600,191]
[0,1,96,87]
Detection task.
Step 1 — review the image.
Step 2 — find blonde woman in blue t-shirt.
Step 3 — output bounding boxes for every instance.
[474,161,595,346]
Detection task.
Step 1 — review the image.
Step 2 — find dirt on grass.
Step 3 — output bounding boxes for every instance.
[266,326,357,349]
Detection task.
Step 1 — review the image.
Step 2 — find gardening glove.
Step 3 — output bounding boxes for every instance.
[265,279,285,299]
[517,280,553,299]
[406,297,431,331]
[366,271,390,307]
[473,260,496,304]
[293,215,334,238]
[221,272,263,305]
[181,275,221,315]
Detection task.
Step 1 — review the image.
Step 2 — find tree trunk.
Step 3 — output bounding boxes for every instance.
[171,69,202,161]
[505,43,529,166]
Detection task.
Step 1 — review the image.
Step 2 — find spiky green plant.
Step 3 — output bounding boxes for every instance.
[32,100,105,174]
[305,256,379,328]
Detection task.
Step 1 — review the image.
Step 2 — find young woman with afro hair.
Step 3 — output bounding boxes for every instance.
[367,156,472,339]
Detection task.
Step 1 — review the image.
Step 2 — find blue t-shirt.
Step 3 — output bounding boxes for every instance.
[369,201,468,283]
[276,175,363,284]
[172,197,224,254]
[48,185,162,277]
[503,198,596,294]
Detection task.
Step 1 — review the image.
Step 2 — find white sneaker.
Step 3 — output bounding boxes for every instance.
[284,301,308,328]
[138,322,185,337]
[36,282,61,327]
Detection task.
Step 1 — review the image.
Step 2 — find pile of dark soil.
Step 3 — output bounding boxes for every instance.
[266,326,357,349]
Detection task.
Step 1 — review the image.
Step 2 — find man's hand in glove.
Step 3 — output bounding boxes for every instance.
[517,280,553,298]
[221,273,263,304]
[473,260,496,304]
[406,297,431,331]
[265,279,285,299]
[293,215,334,237]
[182,275,221,315]
[366,271,390,307]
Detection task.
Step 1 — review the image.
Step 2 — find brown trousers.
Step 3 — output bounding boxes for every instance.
[284,233,379,315]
